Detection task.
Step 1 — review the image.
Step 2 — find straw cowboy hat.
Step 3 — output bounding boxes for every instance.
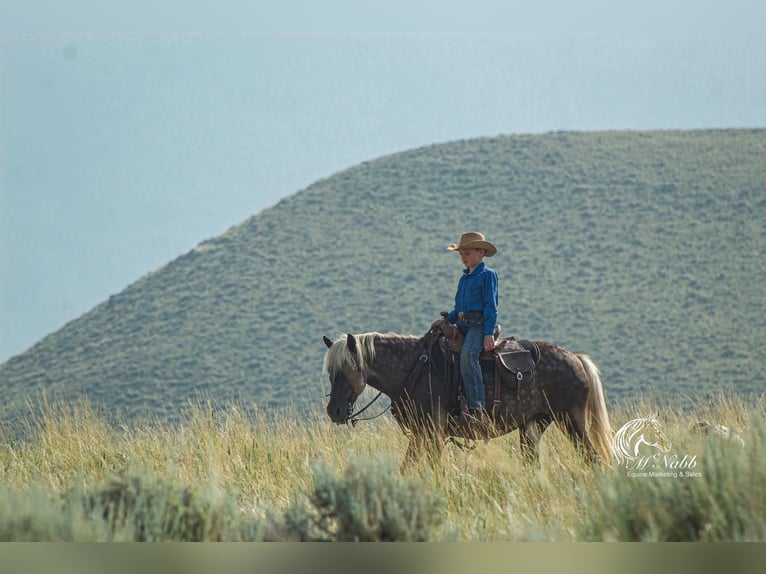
[447,231,497,257]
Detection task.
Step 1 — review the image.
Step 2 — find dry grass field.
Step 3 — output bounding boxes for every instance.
[1,393,762,542]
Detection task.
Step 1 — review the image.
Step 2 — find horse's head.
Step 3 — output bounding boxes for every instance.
[322,334,368,424]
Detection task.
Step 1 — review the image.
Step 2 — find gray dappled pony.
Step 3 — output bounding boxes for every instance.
[323,330,613,468]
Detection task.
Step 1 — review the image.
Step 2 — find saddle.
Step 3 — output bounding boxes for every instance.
[434,319,540,407]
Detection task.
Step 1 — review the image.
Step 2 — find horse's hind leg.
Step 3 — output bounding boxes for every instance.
[558,411,598,464]
[519,416,552,465]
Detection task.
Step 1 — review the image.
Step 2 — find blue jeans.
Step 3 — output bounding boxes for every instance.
[458,320,485,410]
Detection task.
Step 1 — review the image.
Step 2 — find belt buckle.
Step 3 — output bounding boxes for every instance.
[458,312,465,321]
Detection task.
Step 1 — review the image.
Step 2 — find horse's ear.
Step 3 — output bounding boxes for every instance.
[323,335,334,349]
[346,333,358,359]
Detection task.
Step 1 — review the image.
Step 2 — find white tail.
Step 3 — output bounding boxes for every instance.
[577,353,614,463]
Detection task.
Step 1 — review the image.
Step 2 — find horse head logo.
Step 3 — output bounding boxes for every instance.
[612,415,672,466]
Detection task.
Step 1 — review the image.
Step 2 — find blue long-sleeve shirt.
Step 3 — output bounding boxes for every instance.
[447,262,498,336]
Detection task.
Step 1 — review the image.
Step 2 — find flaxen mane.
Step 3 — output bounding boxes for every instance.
[323,332,419,377]
[323,333,378,376]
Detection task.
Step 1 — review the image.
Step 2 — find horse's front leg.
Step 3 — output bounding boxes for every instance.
[519,416,552,466]
[401,433,440,472]
[400,414,447,472]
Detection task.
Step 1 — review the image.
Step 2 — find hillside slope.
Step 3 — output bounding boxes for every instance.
[2,130,764,423]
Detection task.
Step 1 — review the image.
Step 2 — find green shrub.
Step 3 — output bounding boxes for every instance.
[577,416,766,541]
[77,473,237,541]
[0,485,94,541]
[266,459,443,541]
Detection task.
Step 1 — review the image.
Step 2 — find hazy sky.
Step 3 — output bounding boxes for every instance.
[2,2,765,361]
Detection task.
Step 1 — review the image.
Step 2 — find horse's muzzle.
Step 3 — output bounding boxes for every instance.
[326,402,351,425]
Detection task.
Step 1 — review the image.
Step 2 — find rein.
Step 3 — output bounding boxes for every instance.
[349,390,389,426]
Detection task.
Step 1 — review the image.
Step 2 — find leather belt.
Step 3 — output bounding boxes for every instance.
[457,311,483,321]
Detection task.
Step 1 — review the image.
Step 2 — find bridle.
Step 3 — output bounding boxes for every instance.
[328,355,391,426]
[346,329,442,427]
[347,390,388,426]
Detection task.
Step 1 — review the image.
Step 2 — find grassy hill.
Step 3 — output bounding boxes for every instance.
[1,129,764,424]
